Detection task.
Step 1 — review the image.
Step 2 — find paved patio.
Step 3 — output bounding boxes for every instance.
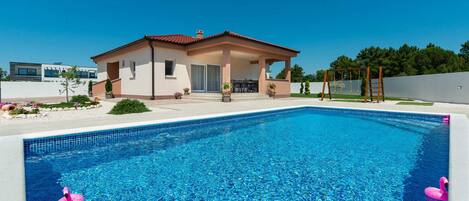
[1,97,469,137]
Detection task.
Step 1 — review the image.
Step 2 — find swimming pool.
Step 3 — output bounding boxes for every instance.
[24,107,449,201]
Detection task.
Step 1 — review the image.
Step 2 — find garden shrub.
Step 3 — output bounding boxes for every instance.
[88,81,93,95]
[41,102,76,109]
[300,82,304,94]
[71,95,90,104]
[360,77,366,96]
[108,99,150,115]
[304,80,311,95]
[9,108,39,115]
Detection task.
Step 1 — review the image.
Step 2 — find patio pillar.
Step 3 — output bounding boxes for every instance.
[285,58,291,82]
[258,55,266,94]
[222,48,231,84]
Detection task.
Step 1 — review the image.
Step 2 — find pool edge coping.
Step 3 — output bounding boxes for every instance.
[1,105,467,201]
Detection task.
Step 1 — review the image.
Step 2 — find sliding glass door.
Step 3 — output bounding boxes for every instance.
[191,64,205,92]
[191,64,221,92]
[207,65,221,92]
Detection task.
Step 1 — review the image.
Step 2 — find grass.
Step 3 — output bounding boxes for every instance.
[291,93,411,101]
[332,99,366,103]
[396,101,434,106]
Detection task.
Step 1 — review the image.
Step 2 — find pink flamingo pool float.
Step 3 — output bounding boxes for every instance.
[58,187,84,201]
[443,115,450,124]
[425,177,448,201]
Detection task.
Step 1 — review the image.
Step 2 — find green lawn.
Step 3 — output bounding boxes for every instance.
[396,101,434,106]
[290,93,411,101]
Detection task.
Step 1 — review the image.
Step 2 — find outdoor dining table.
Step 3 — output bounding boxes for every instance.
[231,80,258,93]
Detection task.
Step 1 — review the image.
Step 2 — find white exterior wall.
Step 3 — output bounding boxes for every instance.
[96,46,153,96]
[154,47,192,95]
[2,81,88,99]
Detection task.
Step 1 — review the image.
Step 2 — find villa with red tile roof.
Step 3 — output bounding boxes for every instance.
[91,30,299,100]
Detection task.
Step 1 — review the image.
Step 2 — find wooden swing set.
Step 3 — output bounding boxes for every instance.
[320,66,385,102]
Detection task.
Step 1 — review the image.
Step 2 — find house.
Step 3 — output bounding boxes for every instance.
[9,61,97,82]
[91,30,299,99]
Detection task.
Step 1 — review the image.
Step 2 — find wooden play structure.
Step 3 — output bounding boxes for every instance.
[320,66,385,102]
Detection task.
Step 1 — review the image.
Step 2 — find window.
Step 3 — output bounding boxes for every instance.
[130,61,136,79]
[165,60,174,76]
[44,69,60,77]
[75,70,89,78]
[89,71,97,78]
[17,68,38,76]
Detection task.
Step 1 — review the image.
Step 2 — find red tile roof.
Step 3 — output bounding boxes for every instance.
[145,34,197,45]
[144,31,299,53]
[92,31,299,60]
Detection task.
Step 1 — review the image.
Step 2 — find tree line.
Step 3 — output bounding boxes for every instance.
[277,41,469,82]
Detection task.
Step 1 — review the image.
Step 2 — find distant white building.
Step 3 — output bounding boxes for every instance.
[9,62,97,82]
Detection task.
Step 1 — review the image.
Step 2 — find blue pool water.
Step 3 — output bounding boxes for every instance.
[24,107,449,201]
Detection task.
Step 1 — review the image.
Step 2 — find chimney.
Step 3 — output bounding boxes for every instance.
[196,29,204,39]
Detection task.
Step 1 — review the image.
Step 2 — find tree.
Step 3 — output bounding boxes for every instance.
[408,45,464,74]
[276,64,305,82]
[0,68,9,81]
[303,74,314,82]
[330,55,357,70]
[393,44,419,76]
[461,41,469,56]
[304,80,310,95]
[299,82,304,94]
[460,41,469,70]
[59,66,82,102]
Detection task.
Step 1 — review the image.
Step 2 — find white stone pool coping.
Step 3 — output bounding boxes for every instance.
[0,105,467,201]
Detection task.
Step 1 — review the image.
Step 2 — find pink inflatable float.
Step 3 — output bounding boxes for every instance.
[58,187,84,201]
[424,177,448,201]
[443,115,450,124]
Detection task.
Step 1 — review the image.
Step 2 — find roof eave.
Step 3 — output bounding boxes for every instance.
[90,37,149,61]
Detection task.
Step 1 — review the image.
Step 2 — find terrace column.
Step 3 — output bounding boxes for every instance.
[285,58,291,82]
[222,48,231,84]
[258,55,267,94]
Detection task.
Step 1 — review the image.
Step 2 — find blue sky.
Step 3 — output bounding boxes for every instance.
[1,0,468,75]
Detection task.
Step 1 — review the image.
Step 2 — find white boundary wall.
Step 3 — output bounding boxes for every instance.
[291,82,326,94]
[291,72,469,104]
[1,81,88,99]
[383,72,469,104]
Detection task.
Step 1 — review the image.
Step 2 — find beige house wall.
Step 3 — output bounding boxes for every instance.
[230,57,259,80]
[153,46,192,95]
[96,45,152,97]
[93,36,296,98]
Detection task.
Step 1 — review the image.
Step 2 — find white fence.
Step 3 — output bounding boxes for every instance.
[291,82,326,94]
[292,72,469,104]
[1,81,88,99]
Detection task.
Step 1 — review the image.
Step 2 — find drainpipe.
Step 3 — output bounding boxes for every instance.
[148,38,155,100]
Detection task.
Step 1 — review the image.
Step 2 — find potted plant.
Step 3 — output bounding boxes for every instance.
[183,87,190,95]
[105,79,114,99]
[174,92,183,99]
[267,83,276,98]
[88,81,93,97]
[221,82,231,102]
